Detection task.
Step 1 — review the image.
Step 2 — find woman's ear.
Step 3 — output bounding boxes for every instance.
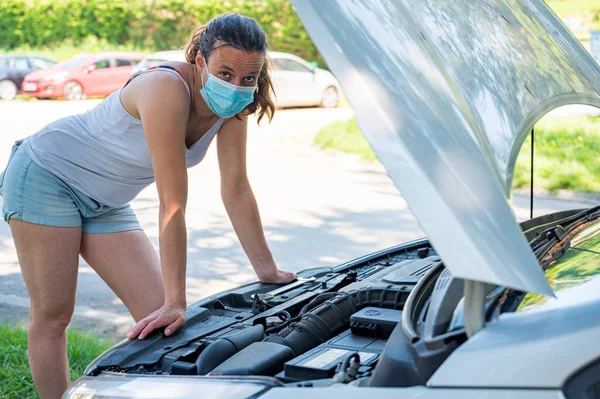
[196,52,206,69]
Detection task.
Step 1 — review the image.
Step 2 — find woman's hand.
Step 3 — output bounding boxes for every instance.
[127,303,187,340]
[258,269,297,284]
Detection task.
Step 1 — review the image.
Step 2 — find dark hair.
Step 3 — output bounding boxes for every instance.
[185,14,275,123]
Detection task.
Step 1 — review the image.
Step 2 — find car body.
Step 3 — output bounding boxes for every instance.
[268,51,342,108]
[130,50,342,108]
[21,52,142,100]
[130,50,187,76]
[0,55,56,100]
[63,1,600,398]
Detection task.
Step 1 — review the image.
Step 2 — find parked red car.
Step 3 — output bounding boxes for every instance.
[21,52,142,100]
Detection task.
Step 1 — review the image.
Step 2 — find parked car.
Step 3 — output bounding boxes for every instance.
[0,55,56,100]
[130,50,341,109]
[63,1,600,398]
[130,50,187,76]
[269,51,341,108]
[21,52,142,100]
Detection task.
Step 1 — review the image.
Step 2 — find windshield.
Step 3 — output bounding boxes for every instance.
[136,59,166,69]
[517,216,600,312]
[56,56,90,69]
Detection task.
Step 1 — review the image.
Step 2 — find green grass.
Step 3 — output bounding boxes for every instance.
[0,324,115,399]
[546,0,600,35]
[0,36,154,63]
[314,115,600,193]
[513,115,600,193]
[546,0,600,15]
[314,118,377,162]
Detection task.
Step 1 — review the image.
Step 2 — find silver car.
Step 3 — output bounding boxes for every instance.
[64,1,600,398]
[269,51,342,108]
[130,50,187,76]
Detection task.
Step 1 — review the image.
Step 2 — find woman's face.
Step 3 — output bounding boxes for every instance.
[197,42,264,88]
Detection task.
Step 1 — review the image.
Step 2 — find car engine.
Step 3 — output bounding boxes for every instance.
[85,239,458,387]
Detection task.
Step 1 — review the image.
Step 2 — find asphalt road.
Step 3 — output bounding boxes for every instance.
[0,100,595,337]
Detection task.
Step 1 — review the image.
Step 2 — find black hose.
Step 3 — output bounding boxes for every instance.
[292,293,337,322]
[265,310,292,335]
[338,352,360,373]
[265,286,407,356]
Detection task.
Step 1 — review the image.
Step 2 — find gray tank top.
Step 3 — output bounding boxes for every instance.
[25,67,224,207]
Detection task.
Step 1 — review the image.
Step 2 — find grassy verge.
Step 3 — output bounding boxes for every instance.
[547,0,600,15]
[313,118,377,162]
[0,36,155,63]
[546,0,600,39]
[314,115,600,194]
[0,324,115,399]
[514,115,600,193]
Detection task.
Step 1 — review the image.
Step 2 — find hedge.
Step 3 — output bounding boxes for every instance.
[0,0,322,65]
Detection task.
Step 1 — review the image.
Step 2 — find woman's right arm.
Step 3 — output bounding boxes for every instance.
[123,72,191,340]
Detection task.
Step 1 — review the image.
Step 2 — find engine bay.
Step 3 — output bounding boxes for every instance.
[85,208,599,388]
[86,240,452,387]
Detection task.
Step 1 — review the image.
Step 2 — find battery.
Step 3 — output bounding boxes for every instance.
[284,346,379,380]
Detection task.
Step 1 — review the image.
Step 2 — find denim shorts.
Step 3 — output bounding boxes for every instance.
[0,141,141,234]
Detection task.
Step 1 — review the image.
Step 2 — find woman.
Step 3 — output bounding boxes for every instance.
[0,14,296,399]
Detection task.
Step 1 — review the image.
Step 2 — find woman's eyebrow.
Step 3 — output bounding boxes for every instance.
[219,65,261,75]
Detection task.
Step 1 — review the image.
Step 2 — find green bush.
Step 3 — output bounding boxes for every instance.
[1,36,148,62]
[0,0,322,65]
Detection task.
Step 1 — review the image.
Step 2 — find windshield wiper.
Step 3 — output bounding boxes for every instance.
[527,207,600,258]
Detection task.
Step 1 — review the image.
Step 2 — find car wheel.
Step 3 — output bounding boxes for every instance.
[320,86,339,108]
[63,81,84,101]
[0,80,18,101]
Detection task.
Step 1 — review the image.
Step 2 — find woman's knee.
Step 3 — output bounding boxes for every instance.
[29,304,74,333]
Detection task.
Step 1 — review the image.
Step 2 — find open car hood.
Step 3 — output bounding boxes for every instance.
[291,0,600,295]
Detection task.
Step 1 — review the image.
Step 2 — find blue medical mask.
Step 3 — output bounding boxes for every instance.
[199,66,257,118]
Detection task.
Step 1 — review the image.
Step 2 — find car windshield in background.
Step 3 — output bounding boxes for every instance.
[56,57,89,69]
[32,58,56,69]
[138,59,166,69]
[0,57,10,68]
[518,217,600,312]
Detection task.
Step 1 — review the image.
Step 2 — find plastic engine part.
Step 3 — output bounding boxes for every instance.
[195,324,265,375]
[368,322,458,387]
[350,307,402,339]
[209,342,294,376]
[265,287,407,357]
[284,346,378,380]
[279,329,384,381]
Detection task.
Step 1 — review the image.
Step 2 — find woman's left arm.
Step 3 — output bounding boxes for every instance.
[217,116,296,284]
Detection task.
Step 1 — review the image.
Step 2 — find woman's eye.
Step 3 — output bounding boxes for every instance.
[244,76,256,83]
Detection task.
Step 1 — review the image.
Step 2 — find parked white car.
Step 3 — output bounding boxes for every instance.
[268,51,341,108]
[130,50,187,76]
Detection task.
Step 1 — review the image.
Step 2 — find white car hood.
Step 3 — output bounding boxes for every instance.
[291,0,600,295]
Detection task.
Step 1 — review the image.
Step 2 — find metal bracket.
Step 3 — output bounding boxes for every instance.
[464,280,486,337]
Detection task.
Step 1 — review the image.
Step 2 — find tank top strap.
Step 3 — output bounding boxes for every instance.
[124,65,191,101]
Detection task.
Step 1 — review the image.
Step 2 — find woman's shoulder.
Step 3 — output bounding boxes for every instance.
[120,69,191,120]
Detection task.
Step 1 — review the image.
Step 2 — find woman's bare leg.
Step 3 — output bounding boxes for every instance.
[80,230,164,322]
[10,220,81,399]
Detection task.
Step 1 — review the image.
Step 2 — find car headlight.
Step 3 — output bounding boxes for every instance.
[63,372,272,399]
